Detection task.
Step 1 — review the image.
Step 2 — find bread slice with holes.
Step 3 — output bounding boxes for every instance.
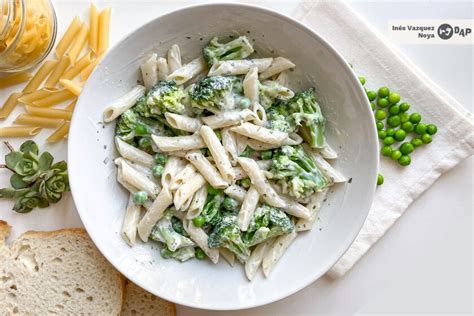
[121,280,176,316]
[0,221,125,315]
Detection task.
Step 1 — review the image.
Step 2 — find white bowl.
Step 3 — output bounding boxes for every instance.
[69,3,378,310]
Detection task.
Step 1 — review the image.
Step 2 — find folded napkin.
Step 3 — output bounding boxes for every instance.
[292,0,474,278]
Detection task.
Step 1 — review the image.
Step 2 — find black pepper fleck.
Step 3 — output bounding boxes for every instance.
[200,37,203,41]
[348,177,353,183]
[186,36,191,39]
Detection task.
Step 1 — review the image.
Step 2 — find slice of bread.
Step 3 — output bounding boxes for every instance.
[121,280,176,316]
[0,221,175,316]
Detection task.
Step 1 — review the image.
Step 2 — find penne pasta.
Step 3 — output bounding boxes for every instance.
[156,57,169,81]
[296,188,328,232]
[68,23,89,64]
[173,172,206,210]
[88,3,100,53]
[208,58,273,76]
[164,112,202,132]
[55,16,82,57]
[186,185,207,219]
[237,185,260,231]
[167,56,207,85]
[185,150,228,189]
[221,128,238,165]
[115,137,154,167]
[167,44,182,74]
[24,105,72,120]
[137,187,173,242]
[81,53,104,80]
[65,99,77,111]
[46,121,70,142]
[116,159,158,198]
[201,109,256,129]
[230,122,288,146]
[0,126,41,137]
[61,52,93,80]
[220,248,235,267]
[103,85,146,122]
[200,125,235,183]
[223,184,247,203]
[97,7,112,54]
[251,102,267,126]
[243,66,259,104]
[161,156,186,189]
[245,239,274,281]
[121,194,142,246]
[14,114,63,128]
[259,57,296,80]
[44,54,71,88]
[0,92,22,120]
[169,163,196,191]
[17,88,52,104]
[278,194,311,219]
[22,60,58,93]
[151,133,205,152]
[237,157,285,208]
[59,79,83,96]
[303,144,346,183]
[140,53,158,91]
[275,70,290,86]
[183,219,219,264]
[315,143,339,159]
[262,231,297,277]
[0,72,32,88]
[32,89,74,107]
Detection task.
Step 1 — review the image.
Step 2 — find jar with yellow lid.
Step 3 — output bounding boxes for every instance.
[0,0,57,73]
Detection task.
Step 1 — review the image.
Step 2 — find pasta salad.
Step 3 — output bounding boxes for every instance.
[103,35,346,280]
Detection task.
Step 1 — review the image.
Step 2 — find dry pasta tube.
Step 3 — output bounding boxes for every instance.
[81,53,104,80]
[22,60,58,93]
[32,89,74,107]
[68,23,89,64]
[0,126,42,137]
[17,88,53,104]
[89,4,100,53]
[61,52,93,80]
[44,54,71,88]
[46,121,70,142]
[55,16,82,57]
[0,72,32,88]
[64,99,77,111]
[97,8,111,54]
[0,92,23,120]
[14,114,63,128]
[25,105,73,120]
[59,79,83,96]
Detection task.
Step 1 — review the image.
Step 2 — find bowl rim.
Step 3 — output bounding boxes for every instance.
[69,2,378,310]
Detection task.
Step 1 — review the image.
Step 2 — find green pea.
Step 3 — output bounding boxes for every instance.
[207,185,221,195]
[386,128,396,137]
[261,150,273,160]
[411,138,423,147]
[399,112,410,123]
[389,105,400,115]
[240,178,251,188]
[359,76,366,85]
[414,123,427,135]
[154,153,167,165]
[195,247,206,259]
[399,155,411,166]
[409,112,422,124]
[421,133,432,144]
[383,137,395,146]
[376,121,384,131]
[134,124,147,136]
[138,137,151,148]
[375,110,387,121]
[387,115,401,127]
[239,97,251,109]
[132,191,148,205]
[153,165,164,177]
[222,197,238,211]
[400,142,414,154]
[192,216,206,228]
[399,102,411,112]
[370,102,376,110]
[378,87,390,98]
[394,129,406,141]
[388,92,400,104]
[367,91,377,101]
[377,174,384,186]
[391,150,402,161]
[377,97,389,108]
[401,121,414,132]
[426,124,438,135]
[378,130,387,139]
[381,146,393,157]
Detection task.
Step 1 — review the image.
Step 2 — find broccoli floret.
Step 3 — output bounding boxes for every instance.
[222,196,239,212]
[189,76,242,111]
[171,216,189,237]
[270,145,329,199]
[242,204,294,246]
[150,211,195,251]
[160,246,195,262]
[266,101,296,133]
[208,214,250,263]
[134,80,185,117]
[200,191,224,225]
[203,36,254,66]
[287,88,326,148]
[259,81,294,109]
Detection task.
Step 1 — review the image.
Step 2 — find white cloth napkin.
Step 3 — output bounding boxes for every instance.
[291,0,474,278]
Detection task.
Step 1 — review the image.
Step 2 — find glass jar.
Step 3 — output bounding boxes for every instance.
[0,0,57,73]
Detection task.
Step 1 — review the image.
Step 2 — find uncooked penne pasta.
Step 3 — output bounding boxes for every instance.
[0,72,32,88]
[296,188,328,232]
[25,105,73,120]
[81,53,104,80]
[223,184,247,203]
[137,187,173,242]
[46,121,70,142]
[157,57,169,81]
[230,122,288,146]
[186,185,207,219]
[140,53,158,91]
[17,88,52,104]
[14,114,63,128]
[262,231,297,277]
[245,239,274,281]
[238,185,259,231]
[259,57,295,80]
[22,60,58,93]
[115,137,154,167]
[121,194,142,246]
[183,219,219,264]
[167,44,182,74]
[200,125,235,183]
[0,126,41,137]
[89,4,100,53]
[68,23,89,64]
[173,173,206,212]
[97,7,112,54]
[0,92,22,120]
[45,54,71,88]
[185,150,228,189]
[55,16,82,57]
[103,85,146,122]
[151,133,206,152]
[32,89,74,107]
[164,112,202,132]
[201,109,256,129]
[59,79,83,96]
[167,56,207,85]
[208,58,273,76]
[61,52,93,80]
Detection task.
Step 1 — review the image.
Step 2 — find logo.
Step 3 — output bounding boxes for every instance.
[438,23,453,40]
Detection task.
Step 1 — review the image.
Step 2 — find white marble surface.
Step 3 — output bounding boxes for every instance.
[0,1,471,314]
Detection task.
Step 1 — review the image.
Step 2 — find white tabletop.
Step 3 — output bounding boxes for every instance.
[1,1,471,314]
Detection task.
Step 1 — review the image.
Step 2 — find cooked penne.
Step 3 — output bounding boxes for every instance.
[167,44,182,74]
[251,102,267,126]
[259,57,296,80]
[173,172,206,210]
[243,66,259,104]
[140,53,158,91]
[89,3,100,53]
[44,54,71,88]
[245,239,274,281]
[116,159,158,198]
[46,121,70,142]
[115,137,154,167]
[230,122,288,146]
[68,23,89,64]
[232,166,246,180]
[200,125,235,183]
[121,194,142,246]
[22,60,58,93]
[24,105,72,120]
[14,114,63,128]
[169,163,196,191]
[185,150,228,189]
[103,85,146,122]
[238,185,260,231]
[186,185,207,219]
[0,72,32,88]
[137,187,173,242]
[220,248,235,267]
[262,231,297,277]
[164,112,202,132]
[0,92,22,120]
[221,128,238,165]
[208,58,273,76]
[167,56,207,85]
[0,126,41,137]
[161,156,186,189]
[315,143,339,159]
[237,157,285,208]
[167,150,188,158]
[61,52,93,80]
[55,16,82,57]
[183,219,219,264]
[275,70,290,86]
[296,188,328,232]
[278,194,311,219]
[59,79,83,96]
[32,89,74,107]
[223,184,247,203]
[151,133,205,152]
[235,133,248,155]
[201,109,256,129]
[157,57,169,81]
[97,7,112,54]
[303,144,346,183]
